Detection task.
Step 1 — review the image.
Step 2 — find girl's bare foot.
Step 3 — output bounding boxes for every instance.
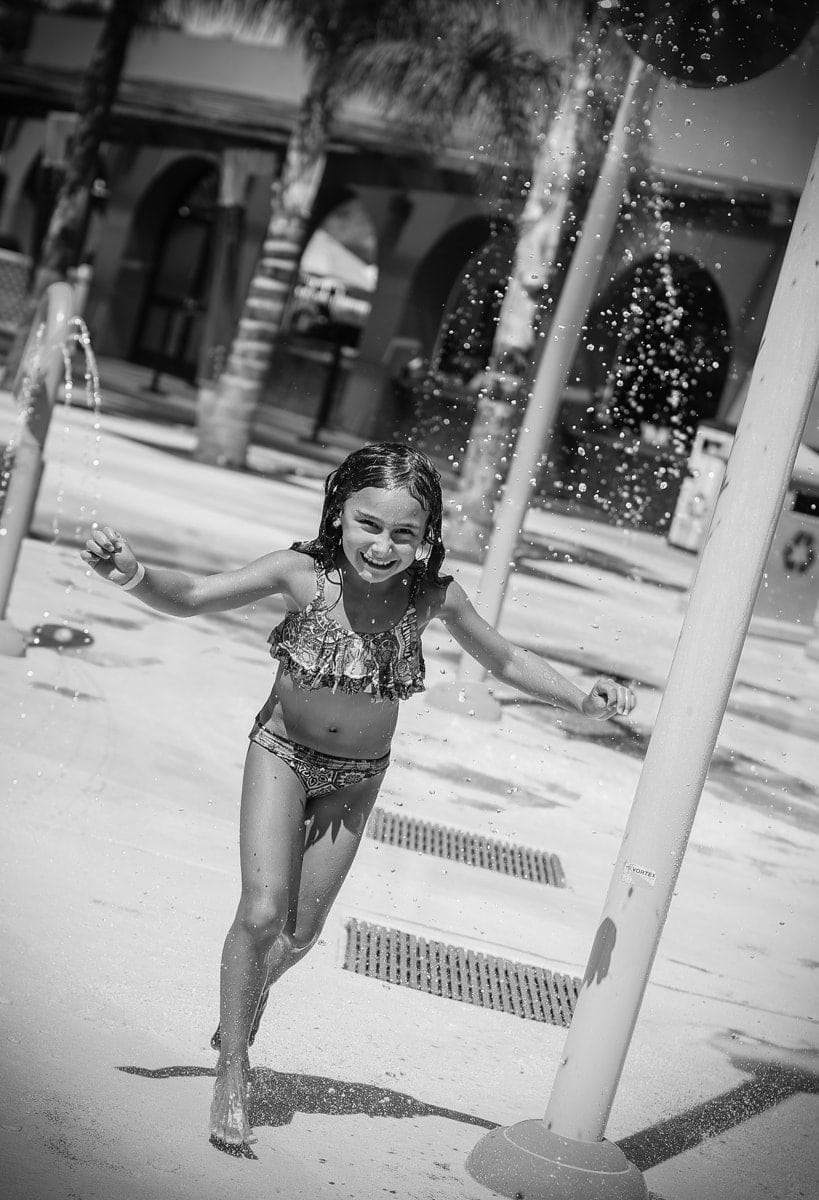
[209,1052,253,1146]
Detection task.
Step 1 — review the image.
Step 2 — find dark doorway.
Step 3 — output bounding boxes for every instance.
[589,253,732,445]
[132,164,218,381]
[551,253,732,530]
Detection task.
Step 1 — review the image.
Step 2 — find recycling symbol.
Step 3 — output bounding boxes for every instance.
[782,530,815,575]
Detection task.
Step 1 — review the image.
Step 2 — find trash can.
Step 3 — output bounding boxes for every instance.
[667,422,734,552]
[753,444,819,639]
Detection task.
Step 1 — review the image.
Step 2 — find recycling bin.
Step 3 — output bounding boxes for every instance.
[669,425,819,636]
[667,423,734,552]
[754,445,819,636]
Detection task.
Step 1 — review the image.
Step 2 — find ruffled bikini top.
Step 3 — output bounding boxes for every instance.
[268,559,425,701]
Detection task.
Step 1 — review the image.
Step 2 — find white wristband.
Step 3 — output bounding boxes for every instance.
[118,562,145,591]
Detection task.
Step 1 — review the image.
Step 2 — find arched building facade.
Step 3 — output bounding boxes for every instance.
[0,8,816,529]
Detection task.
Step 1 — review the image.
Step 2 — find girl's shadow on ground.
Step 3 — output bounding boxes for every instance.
[117,1063,497,1133]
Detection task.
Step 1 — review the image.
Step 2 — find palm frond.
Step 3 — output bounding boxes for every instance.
[482,0,587,51]
[159,0,288,43]
[249,0,389,60]
[344,19,565,169]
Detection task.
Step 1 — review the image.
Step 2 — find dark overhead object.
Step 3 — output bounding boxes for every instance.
[607,0,816,86]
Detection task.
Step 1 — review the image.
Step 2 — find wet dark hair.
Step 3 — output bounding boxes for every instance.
[293,442,452,588]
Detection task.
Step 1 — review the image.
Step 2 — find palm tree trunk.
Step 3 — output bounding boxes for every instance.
[3,0,140,382]
[447,42,597,558]
[194,93,330,468]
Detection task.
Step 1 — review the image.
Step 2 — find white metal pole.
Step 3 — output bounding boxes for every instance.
[467,139,819,1197]
[458,55,658,684]
[545,135,819,1138]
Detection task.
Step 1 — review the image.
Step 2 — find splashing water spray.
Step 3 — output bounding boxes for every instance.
[464,0,819,1193]
[0,282,102,656]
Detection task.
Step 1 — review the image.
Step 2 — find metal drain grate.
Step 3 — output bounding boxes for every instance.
[344,919,580,1026]
[366,807,566,887]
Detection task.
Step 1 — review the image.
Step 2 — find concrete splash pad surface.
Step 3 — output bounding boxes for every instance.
[0,401,817,1199]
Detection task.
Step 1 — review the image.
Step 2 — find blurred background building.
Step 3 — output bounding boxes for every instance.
[0,2,817,532]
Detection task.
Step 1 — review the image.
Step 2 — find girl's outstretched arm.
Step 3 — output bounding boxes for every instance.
[436,580,634,720]
[81,524,296,616]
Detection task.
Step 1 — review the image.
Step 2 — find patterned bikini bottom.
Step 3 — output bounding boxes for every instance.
[248,721,390,800]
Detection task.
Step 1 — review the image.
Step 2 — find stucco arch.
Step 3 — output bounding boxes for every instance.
[298,189,380,329]
[305,183,379,253]
[263,189,382,437]
[330,198,489,440]
[99,152,217,364]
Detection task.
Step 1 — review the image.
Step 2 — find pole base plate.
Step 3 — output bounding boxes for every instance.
[0,620,28,657]
[467,1121,647,1199]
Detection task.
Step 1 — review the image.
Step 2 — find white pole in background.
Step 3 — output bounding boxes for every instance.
[466,138,819,1199]
[455,55,658,689]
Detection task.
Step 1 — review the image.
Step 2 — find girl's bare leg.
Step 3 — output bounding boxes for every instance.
[234,773,385,1043]
[211,772,385,1051]
[210,742,305,1146]
[210,930,294,1051]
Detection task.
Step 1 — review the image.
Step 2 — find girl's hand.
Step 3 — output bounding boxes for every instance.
[80,524,140,585]
[581,676,635,721]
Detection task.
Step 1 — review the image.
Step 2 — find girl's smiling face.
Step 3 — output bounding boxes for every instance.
[339,486,429,583]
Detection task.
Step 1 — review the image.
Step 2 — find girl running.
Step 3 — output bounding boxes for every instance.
[81,442,634,1152]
